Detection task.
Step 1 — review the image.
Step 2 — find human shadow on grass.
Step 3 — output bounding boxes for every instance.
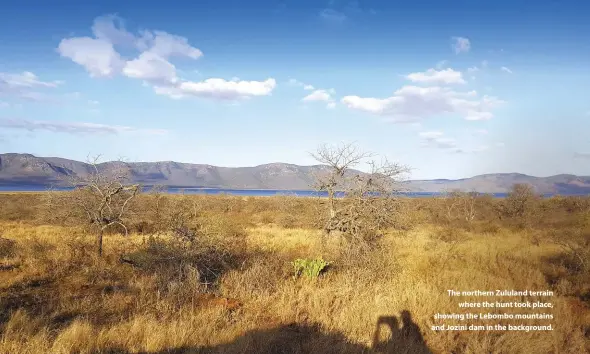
[140,310,432,354]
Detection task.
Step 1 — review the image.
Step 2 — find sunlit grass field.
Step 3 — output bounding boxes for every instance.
[0,193,588,353]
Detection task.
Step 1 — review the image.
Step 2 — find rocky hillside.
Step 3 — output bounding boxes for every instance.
[1,153,589,194]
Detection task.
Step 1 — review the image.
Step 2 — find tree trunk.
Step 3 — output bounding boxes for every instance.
[96,228,104,256]
[328,188,335,219]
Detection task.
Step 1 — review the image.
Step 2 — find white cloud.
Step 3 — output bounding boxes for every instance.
[88,100,99,105]
[481,60,489,69]
[501,66,513,74]
[155,78,277,100]
[467,66,479,73]
[302,89,332,102]
[91,14,137,47]
[452,37,471,54]
[474,129,488,135]
[0,72,62,102]
[0,72,61,88]
[58,15,273,101]
[406,68,465,85]
[122,51,179,84]
[58,37,124,77]
[0,117,167,135]
[138,30,203,59]
[303,84,315,90]
[496,142,505,148]
[302,89,336,109]
[0,101,9,108]
[341,85,504,122]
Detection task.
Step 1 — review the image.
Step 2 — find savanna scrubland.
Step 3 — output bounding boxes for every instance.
[0,186,589,354]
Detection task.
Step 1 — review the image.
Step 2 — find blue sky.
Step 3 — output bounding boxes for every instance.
[1,0,589,179]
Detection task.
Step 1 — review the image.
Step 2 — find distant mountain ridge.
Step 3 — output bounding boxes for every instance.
[1,153,590,194]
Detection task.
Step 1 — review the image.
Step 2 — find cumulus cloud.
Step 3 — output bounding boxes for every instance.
[405,68,465,85]
[341,85,504,122]
[452,37,471,54]
[302,89,332,102]
[58,37,124,77]
[501,66,513,74]
[302,89,336,109]
[58,15,274,101]
[0,117,167,135]
[122,51,179,84]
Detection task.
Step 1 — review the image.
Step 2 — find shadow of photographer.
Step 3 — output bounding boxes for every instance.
[372,310,432,354]
[142,309,432,354]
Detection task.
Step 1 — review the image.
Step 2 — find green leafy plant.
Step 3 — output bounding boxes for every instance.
[292,258,331,279]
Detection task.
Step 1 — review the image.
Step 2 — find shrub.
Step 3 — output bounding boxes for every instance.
[502,183,539,218]
[292,258,331,279]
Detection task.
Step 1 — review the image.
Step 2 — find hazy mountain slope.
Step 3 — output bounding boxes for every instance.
[1,153,589,194]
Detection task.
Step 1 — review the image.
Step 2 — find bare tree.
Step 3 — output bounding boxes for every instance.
[46,156,140,256]
[311,143,374,220]
[311,143,410,250]
[443,190,478,223]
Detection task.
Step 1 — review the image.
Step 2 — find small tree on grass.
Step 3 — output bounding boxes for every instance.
[443,190,478,223]
[46,156,140,256]
[311,143,373,221]
[504,183,538,218]
[311,143,410,251]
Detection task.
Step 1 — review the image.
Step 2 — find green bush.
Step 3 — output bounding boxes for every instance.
[292,258,331,279]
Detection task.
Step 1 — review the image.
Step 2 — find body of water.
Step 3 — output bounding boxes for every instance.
[0,185,514,198]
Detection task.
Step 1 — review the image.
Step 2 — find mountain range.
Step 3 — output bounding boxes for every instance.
[1,153,590,194]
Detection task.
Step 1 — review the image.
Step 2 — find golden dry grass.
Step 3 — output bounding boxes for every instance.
[0,193,589,353]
